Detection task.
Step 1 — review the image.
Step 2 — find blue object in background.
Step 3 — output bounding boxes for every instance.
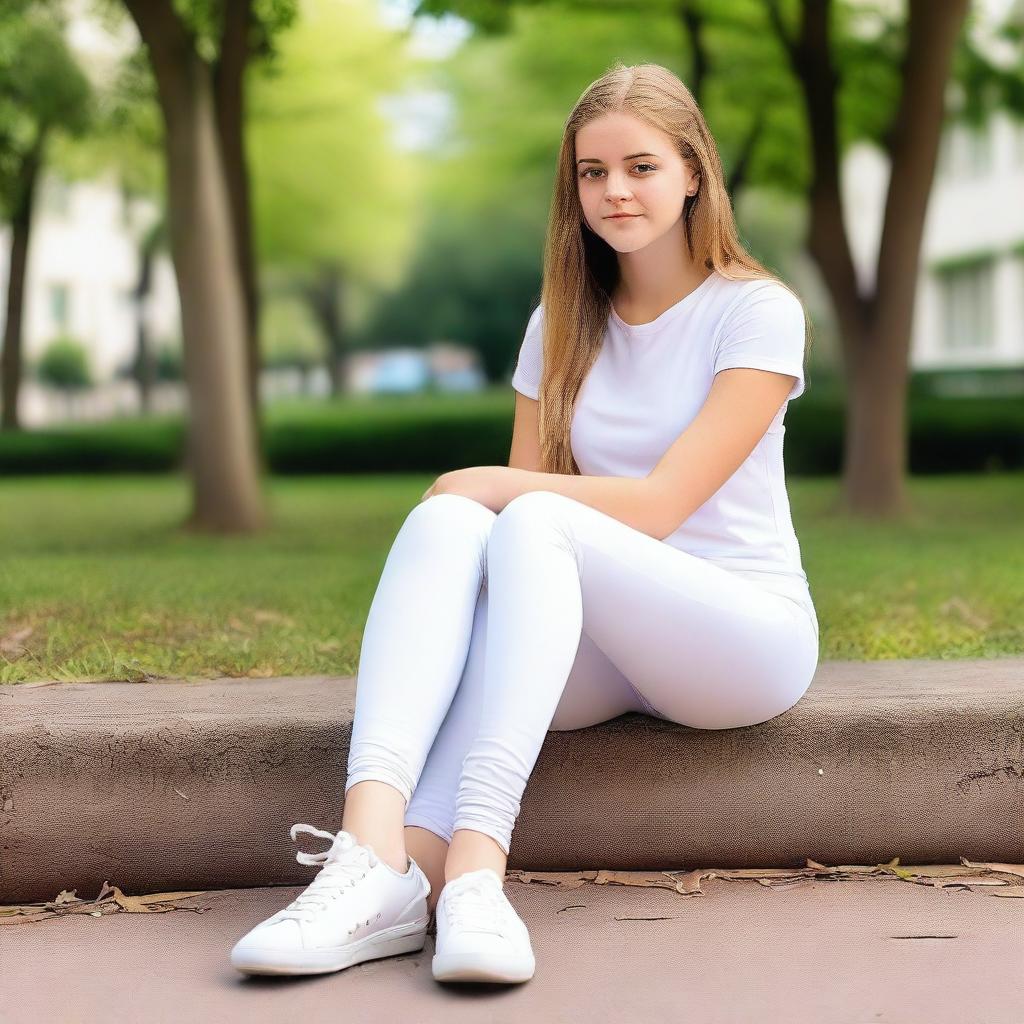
[371,352,431,393]
[435,366,486,392]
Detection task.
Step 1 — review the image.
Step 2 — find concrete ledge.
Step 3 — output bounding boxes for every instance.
[2,659,1023,904]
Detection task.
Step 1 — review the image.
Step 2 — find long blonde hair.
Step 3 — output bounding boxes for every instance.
[535,61,813,474]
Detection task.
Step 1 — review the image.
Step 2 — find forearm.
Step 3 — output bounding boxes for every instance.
[504,468,660,537]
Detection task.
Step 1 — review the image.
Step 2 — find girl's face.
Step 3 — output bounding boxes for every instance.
[575,111,699,254]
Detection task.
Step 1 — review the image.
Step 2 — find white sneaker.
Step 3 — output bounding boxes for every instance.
[431,868,536,984]
[230,823,431,976]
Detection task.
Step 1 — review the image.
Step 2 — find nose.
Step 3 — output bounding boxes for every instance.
[604,173,633,201]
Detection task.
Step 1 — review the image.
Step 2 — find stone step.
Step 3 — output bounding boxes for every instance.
[2,660,1022,904]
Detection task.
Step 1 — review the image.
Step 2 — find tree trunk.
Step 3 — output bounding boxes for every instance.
[132,230,157,415]
[770,0,968,518]
[841,319,913,516]
[214,0,264,467]
[125,0,265,532]
[1,135,44,432]
[840,0,968,516]
[302,263,347,398]
[678,0,761,204]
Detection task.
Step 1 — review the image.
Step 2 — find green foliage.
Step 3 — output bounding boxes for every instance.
[415,0,513,35]
[0,415,185,473]
[0,5,93,213]
[353,202,545,382]
[414,0,1024,191]
[261,294,322,368]
[168,0,299,63]
[35,336,93,391]
[59,0,307,223]
[931,248,1002,275]
[953,2,1024,124]
[247,0,421,290]
[155,343,185,382]
[832,1,904,153]
[56,44,164,199]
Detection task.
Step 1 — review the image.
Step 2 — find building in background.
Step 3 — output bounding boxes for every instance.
[843,108,1024,394]
[0,170,181,426]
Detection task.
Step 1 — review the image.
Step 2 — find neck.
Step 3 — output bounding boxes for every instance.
[613,215,708,312]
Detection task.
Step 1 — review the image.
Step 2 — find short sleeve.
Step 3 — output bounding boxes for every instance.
[712,283,807,401]
[510,303,544,400]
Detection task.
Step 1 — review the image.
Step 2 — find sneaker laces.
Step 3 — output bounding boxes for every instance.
[443,873,509,937]
[277,824,380,923]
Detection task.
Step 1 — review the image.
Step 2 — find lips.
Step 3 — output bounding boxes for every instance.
[606,213,639,219]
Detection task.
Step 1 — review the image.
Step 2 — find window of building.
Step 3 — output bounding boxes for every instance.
[49,284,70,332]
[937,126,952,179]
[934,258,995,353]
[41,176,72,218]
[964,123,992,176]
[937,119,992,179]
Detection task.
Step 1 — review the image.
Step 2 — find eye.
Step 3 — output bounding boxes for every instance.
[579,163,657,180]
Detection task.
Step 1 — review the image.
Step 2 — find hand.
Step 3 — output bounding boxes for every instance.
[420,466,517,513]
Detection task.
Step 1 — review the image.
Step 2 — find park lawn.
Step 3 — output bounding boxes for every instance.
[0,472,1021,684]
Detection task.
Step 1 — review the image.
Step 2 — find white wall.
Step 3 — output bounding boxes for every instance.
[0,170,181,386]
[841,109,1024,371]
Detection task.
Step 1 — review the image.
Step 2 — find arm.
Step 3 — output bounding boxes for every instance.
[498,366,796,539]
[508,390,544,472]
[642,366,797,539]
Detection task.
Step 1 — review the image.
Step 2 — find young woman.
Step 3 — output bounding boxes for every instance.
[231,61,819,986]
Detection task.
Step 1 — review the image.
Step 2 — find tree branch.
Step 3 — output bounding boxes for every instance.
[763,0,798,67]
[678,0,709,104]
[122,0,195,110]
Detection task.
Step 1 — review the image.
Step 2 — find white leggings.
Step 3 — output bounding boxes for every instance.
[344,490,820,857]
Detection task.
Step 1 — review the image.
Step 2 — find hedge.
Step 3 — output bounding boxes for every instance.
[0,393,1020,476]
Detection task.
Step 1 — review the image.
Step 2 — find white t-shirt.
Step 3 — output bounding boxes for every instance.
[510,271,817,623]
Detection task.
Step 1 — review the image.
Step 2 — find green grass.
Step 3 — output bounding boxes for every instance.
[1,472,1021,684]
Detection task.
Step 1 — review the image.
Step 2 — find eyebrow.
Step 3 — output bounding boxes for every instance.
[576,152,659,165]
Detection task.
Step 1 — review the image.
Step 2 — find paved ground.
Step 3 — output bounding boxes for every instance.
[4,871,1021,1023]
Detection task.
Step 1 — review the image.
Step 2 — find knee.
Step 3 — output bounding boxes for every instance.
[493,489,569,527]
[405,492,497,542]
[486,490,576,560]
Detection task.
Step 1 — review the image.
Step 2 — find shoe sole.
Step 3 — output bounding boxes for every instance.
[231,915,430,976]
[432,949,536,984]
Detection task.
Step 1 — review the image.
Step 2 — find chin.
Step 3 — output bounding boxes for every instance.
[604,234,652,253]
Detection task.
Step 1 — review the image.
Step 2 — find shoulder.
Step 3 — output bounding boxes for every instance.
[713,278,805,331]
[523,302,544,340]
[511,304,545,398]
